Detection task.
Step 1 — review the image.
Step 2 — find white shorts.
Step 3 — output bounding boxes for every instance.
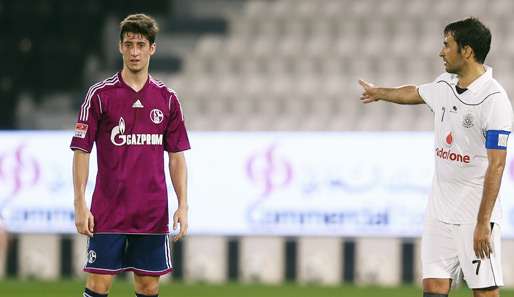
[421,218,503,289]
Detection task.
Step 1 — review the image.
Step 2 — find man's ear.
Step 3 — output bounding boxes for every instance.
[462,45,474,61]
[118,41,123,54]
[150,43,156,56]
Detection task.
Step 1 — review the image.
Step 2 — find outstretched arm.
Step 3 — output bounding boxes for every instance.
[358,80,425,105]
[169,151,188,241]
[72,150,94,237]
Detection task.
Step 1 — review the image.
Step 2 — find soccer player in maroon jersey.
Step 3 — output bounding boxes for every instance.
[71,14,190,297]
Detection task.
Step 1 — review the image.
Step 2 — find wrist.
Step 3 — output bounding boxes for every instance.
[477,217,490,225]
[74,199,87,209]
[376,88,387,100]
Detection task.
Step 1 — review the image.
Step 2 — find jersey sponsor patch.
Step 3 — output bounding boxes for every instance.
[74,123,88,138]
[485,130,510,150]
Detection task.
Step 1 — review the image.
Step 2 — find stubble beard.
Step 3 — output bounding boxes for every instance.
[444,62,460,75]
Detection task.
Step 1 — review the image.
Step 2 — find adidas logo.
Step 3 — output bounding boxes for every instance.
[132,99,144,108]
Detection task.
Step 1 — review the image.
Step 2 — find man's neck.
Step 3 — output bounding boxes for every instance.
[121,67,148,92]
[457,62,486,89]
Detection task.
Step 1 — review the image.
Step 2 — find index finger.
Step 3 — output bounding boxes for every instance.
[173,214,178,231]
[358,79,369,89]
[485,240,493,258]
[80,227,93,237]
[181,223,188,237]
[88,217,95,234]
[172,223,182,241]
[174,224,188,242]
[480,241,488,259]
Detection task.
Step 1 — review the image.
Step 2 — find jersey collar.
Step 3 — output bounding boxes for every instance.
[117,71,151,94]
[465,65,493,95]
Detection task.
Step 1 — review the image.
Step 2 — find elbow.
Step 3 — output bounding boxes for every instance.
[170,156,182,169]
[169,152,187,171]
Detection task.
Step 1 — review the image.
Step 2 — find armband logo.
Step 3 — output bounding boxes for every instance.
[74,123,88,138]
[499,134,509,147]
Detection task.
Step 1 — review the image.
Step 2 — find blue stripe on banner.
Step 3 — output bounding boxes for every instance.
[485,130,510,149]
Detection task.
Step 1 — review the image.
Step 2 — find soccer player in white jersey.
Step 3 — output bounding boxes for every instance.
[358,18,513,297]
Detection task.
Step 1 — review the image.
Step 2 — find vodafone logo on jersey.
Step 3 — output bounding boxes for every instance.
[445,132,453,147]
[435,132,470,163]
[110,117,163,146]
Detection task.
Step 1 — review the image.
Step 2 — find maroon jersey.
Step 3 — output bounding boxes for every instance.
[70,72,190,234]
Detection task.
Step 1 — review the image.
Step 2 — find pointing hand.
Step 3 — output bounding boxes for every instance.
[358,80,380,103]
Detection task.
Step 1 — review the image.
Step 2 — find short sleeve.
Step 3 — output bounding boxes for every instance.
[417,73,448,112]
[484,94,513,132]
[70,90,102,153]
[482,93,513,150]
[164,92,191,153]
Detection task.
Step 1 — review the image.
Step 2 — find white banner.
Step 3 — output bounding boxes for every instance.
[1,131,514,237]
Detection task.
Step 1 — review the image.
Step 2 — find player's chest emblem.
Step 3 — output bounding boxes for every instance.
[150,109,164,124]
[462,113,474,128]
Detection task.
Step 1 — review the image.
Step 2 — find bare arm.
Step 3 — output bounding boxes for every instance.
[358,80,425,105]
[72,150,94,237]
[169,151,188,241]
[473,149,507,259]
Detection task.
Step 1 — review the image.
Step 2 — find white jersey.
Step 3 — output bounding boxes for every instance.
[418,66,513,224]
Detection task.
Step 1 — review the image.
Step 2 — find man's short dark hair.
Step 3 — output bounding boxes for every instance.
[120,14,159,44]
[444,17,491,64]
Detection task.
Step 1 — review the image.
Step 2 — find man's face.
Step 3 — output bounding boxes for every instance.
[119,32,155,73]
[439,33,465,74]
